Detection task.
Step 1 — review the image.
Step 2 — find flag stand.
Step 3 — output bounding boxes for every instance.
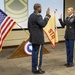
[8,24,50,59]
[8,40,49,59]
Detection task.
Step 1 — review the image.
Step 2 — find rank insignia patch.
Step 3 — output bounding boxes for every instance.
[5,0,28,23]
[70,18,74,22]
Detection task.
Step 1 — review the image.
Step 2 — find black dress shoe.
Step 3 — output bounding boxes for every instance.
[67,64,74,67]
[64,63,74,67]
[32,70,45,74]
[39,69,45,73]
[64,63,68,66]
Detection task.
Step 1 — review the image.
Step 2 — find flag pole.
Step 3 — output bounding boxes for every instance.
[16,23,29,35]
[54,9,57,13]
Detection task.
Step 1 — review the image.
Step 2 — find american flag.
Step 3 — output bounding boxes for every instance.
[0,9,16,51]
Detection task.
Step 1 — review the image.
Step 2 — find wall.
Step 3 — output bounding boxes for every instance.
[3,0,75,46]
[3,29,65,46]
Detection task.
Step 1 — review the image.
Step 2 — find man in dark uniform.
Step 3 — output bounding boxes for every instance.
[28,3,50,74]
[59,7,75,67]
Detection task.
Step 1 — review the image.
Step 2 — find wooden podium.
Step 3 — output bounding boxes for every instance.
[9,40,49,59]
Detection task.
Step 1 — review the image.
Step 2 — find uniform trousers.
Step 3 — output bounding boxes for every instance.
[32,44,43,72]
[65,39,74,65]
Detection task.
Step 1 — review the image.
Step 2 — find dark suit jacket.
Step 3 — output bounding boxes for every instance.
[28,11,50,44]
[59,15,75,40]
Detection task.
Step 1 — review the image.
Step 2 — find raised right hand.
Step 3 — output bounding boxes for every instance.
[46,7,50,15]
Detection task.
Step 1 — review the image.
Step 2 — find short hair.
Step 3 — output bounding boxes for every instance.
[68,7,74,11]
[33,3,41,10]
[68,7,75,13]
